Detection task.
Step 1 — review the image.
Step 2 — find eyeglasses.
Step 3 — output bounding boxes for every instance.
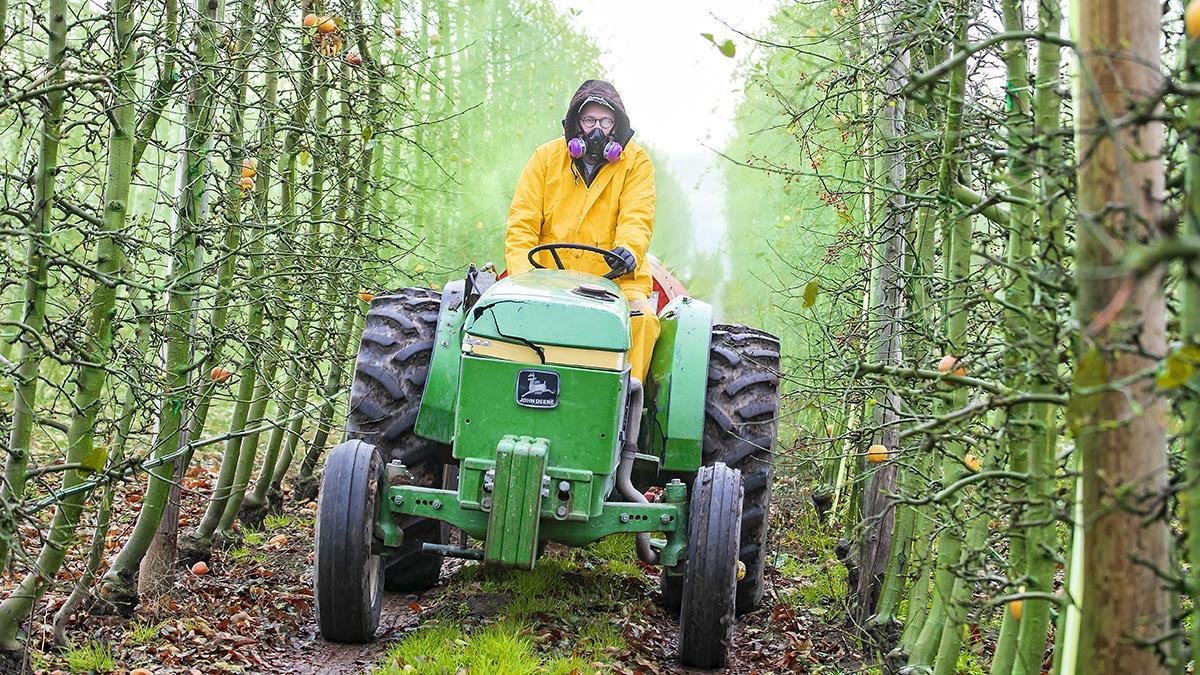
[580,116,615,130]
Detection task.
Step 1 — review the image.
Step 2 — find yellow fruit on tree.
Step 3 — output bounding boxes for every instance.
[239,176,254,191]
[1188,0,1200,39]
[358,288,374,303]
[210,366,231,383]
[937,354,967,377]
[964,453,981,472]
[302,13,318,28]
[316,16,337,33]
[867,444,889,463]
[241,158,257,178]
[1010,585,1026,620]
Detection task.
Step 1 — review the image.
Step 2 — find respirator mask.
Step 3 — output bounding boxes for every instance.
[565,96,624,162]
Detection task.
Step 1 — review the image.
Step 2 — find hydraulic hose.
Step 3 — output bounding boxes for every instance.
[614,379,658,565]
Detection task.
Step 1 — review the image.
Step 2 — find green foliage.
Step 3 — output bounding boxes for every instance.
[61,639,115,673]
[124,619,162,645]
[263,513,297,531]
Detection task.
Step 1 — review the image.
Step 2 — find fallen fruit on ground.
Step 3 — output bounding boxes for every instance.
[191,561,209,575]
[867,443,889,463]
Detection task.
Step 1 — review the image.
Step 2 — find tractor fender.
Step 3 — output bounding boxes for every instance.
[414,280,466,444]
[645,296,713,471]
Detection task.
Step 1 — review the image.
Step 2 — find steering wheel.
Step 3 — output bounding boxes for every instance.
[527,243,626,280]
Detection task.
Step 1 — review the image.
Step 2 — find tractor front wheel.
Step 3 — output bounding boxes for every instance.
[677,463,743,669]
[662,324,780,615]
[347,287,450,591]
[314,440,384,643]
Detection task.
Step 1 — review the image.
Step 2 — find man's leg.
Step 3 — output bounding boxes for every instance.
[626,293,660,383]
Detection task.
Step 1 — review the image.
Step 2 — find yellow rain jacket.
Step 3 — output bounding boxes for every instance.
[504,137,659,382]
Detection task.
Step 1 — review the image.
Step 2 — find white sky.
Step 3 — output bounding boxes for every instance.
[549,0,779,154]
[549,0,779,284]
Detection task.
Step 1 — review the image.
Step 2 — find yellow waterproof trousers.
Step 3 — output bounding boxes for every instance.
[627,293,660,384]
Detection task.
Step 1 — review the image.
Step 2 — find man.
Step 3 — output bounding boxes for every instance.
[504,79,659,383]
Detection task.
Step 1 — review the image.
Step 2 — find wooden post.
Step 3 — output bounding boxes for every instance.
[1075,0,1168,671]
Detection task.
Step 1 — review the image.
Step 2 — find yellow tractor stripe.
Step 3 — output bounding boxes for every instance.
[464,334,626,371]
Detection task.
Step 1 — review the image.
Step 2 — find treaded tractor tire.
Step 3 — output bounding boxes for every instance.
[346,287,450,592]
[662,324,780,615]
[678,463,743,669]
[315,440,384,643]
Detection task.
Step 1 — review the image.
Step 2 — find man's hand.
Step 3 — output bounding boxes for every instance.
[608,246,637,277]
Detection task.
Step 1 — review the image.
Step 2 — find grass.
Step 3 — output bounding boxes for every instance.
[124,619,161,645]
[62,639,115,673]
[264,513,299,530]
[375,536,645,673]
[773,500,848,619]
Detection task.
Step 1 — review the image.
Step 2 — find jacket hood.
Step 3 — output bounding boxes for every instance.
[562,79,634,147]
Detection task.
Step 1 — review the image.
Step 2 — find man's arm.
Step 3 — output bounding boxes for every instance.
[613,150,655,268]
[504,149,547,275]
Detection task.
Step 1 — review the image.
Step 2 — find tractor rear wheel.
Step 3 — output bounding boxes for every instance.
[677,463,742,669]
[314,440,384,643]
[346,287,450,592]
[662,324,780,615]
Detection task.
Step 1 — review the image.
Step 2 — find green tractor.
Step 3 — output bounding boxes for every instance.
[314,245,780,669]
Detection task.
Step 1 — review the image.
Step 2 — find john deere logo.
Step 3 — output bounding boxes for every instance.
[516,370,559,409]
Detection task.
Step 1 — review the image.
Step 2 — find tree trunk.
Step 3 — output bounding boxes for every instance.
[1184,25,1200,675]
[52,297,152,644]
[0,0,70,571]
[853,0,909,631]
[907,8,974,663]
[216,14,317,536]
[185,0,258,446]
[183,0,286,558]
[241,57,333,521]
[99,0,219,610]
[1074,0,1168,671]
[1012,1,1066,671]
[0,0,136,643]
[991,0,1036,669]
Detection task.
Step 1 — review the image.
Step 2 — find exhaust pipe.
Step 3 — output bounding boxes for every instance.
[614,379,658,565]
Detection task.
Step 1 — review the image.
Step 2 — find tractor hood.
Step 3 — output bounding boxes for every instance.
[464,270,631,352]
